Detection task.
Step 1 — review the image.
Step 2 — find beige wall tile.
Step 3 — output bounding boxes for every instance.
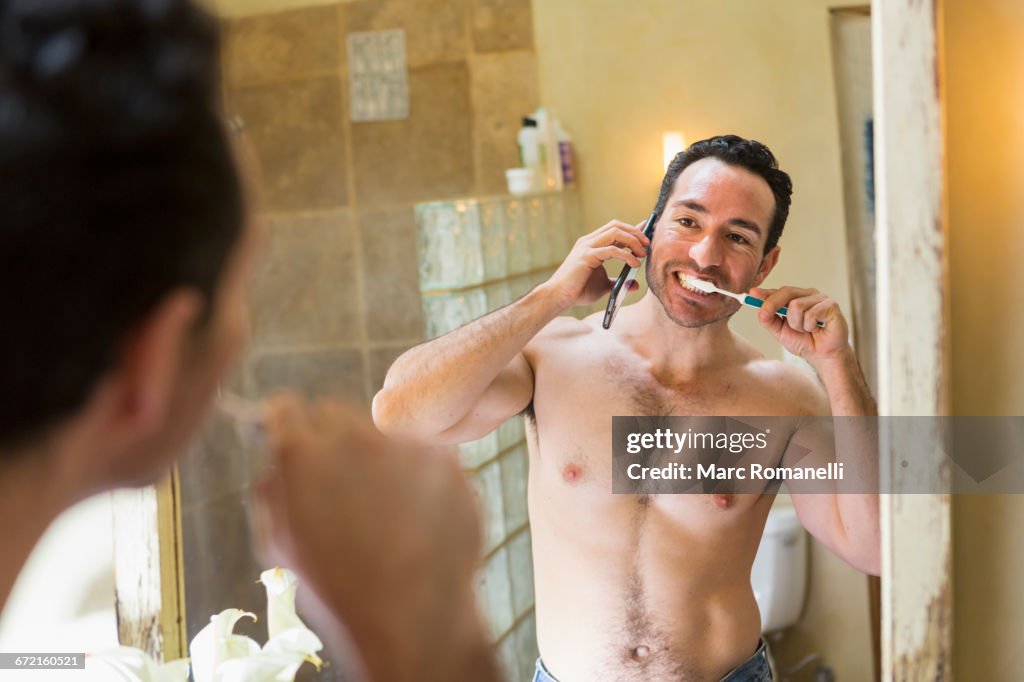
[357,207,425,341]
[368,344,413,396]
[250,210,360,349]
[351,62,474,207]
[181,498,264,641]
[344,0,466,68]
[179,412,249,509]
[471,0,534,53]
[223,4,341,88]
[248,347,368,404]
[470,51,539,194]
[227,76,349,211]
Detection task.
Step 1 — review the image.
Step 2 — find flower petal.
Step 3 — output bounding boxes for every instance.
[217,651,306,682]
[259,568,308,638]
[265,626,324,670]
[89,646,189,682]
[189,609,259,682]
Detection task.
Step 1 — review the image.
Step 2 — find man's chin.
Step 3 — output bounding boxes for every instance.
[662,299,738,328]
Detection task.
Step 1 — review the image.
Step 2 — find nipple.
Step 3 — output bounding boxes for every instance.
[712,493,734,509]
[562,463,582,484]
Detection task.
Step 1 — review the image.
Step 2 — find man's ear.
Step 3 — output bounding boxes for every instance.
[108,288,204,440]
[752,245,781,288]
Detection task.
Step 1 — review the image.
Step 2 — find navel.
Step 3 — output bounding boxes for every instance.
[630,645,651,661]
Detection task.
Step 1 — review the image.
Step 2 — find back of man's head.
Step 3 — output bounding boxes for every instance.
[654,135,793,254]
[0,0,242,451]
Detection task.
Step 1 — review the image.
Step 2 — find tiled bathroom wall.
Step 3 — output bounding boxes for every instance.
[221,0,540,406]
[416,189,583,680]
[178,1,552,680]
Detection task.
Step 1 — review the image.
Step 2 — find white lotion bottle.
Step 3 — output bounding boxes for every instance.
[517,117,544,191]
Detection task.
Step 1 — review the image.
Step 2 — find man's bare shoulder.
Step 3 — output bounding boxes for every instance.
[534,311,600,343]
[743,356,831,416]
[523,311,611,362]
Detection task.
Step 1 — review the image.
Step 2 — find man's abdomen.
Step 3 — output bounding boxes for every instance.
[528,473,770,682]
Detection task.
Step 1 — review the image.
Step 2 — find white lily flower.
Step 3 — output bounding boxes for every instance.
[215,650,308,682]
[259,567,324,669]
[90,646,190,682]
[189,608,260,682]
[97,569,323,682]
[259,568,307,637]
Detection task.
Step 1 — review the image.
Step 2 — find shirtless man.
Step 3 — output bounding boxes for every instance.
[373,135,880,682]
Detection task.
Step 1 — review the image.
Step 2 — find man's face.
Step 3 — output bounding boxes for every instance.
[646,158,780,327]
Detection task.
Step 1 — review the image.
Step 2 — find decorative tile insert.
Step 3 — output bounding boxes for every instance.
[347,29,409,121]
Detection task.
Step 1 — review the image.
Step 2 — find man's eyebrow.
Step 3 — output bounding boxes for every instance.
[670,199,763,236]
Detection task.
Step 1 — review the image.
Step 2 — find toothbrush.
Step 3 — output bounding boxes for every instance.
[682,275,826,329]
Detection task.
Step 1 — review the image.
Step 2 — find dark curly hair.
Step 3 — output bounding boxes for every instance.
[0,0,243,449]
[653,135,793,254]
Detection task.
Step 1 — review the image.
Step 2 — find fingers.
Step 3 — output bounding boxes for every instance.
[591,244,641,268]
[264,391,309,455]
[752,285,842,333]
[783,293,827,332]
[756,286,818,325]
[804,299,838,332]
[591,220,651,258]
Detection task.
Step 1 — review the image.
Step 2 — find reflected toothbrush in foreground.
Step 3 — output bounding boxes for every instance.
[680,275,826,329]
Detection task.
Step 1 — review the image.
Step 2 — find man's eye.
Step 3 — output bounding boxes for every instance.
[729,233,750,245]
[676,217,696,228]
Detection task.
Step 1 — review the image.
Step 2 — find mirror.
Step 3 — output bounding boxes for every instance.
[173,1,880,680]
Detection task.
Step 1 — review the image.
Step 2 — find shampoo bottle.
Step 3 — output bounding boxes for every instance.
[555,120,575,186]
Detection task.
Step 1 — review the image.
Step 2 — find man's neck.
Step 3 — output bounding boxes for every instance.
[0,446,78,611]
[624,292,747,380]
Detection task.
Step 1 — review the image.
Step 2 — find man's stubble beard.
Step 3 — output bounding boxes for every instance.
[645,256,746,329]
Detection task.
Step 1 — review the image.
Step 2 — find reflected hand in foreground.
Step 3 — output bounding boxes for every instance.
[248,394,500,682]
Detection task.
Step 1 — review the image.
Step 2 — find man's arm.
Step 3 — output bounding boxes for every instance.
[373,220,651,444]
[754,286,881,575]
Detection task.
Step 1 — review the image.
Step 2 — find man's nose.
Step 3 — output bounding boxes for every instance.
[689,234,723,269]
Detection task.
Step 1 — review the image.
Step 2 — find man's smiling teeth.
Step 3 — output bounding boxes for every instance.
[677,273,713,295]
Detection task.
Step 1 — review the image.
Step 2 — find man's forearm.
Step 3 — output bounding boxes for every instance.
[373,283,565,440]
[813,349,881,574]
[812,348,877,417]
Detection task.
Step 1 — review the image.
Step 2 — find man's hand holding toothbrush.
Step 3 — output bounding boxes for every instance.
[750,285,874,417]
[749,286,851,363]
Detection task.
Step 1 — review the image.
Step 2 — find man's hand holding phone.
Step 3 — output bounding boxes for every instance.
[541,218,651,311]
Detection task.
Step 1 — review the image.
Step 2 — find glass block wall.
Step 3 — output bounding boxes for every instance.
[415,189,583,681]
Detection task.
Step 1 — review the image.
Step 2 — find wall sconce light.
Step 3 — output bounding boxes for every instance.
[663,131,686,169]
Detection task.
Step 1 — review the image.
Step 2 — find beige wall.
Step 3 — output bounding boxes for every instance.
[533,2,872,679]
[946,0,1024,678]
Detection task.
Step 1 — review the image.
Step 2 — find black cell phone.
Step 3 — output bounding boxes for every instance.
[602,211,659,330]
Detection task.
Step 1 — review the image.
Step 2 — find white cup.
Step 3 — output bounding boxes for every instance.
[505,167,534,194]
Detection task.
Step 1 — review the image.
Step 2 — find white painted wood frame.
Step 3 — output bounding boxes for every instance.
[111,471,187,662]
[872,0,953,679]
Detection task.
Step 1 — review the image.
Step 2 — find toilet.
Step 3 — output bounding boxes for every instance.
[751,504,807,633]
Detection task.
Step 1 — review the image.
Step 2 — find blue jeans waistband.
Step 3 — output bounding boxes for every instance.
[532,639,772,682]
